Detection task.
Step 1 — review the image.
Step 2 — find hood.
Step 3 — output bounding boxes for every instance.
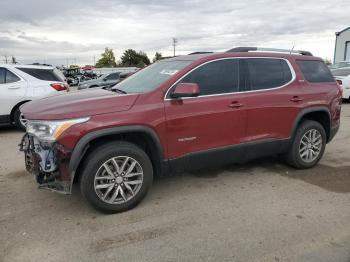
[21,89,139,120]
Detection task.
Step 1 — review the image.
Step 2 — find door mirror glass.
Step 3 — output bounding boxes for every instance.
[170,83,200,98]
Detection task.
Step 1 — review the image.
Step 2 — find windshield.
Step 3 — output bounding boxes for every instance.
[111,60,192,93]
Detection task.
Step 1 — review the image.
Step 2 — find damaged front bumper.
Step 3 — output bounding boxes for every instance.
[19,134,73,194]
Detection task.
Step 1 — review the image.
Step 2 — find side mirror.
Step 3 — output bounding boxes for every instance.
[170,83,200,99]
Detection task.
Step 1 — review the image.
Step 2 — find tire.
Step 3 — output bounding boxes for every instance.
[286,120,326,169]
[13,107,27,131]
[80,141,153,213]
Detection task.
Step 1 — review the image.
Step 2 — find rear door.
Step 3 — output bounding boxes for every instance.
[0,68,27,116]
[164,58,247,161]
[239,58,300,142]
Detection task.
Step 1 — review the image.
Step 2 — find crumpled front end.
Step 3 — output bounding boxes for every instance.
[19,134,73,194]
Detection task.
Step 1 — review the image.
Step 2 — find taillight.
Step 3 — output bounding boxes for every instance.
[50,83,67,91]
[336,80,343,97]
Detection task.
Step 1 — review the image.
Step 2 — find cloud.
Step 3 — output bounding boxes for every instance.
[0,0,348,65]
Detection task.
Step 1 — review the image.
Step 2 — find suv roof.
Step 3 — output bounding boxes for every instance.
[0,64,55,70]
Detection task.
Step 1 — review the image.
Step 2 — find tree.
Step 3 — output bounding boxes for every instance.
[121,49,150,67]
[324,58,332,65]
[95,47,117,68]
[153,52,163,62]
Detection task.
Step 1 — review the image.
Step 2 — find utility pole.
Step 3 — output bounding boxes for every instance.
[172,38,177,57]
[93,55,95,66]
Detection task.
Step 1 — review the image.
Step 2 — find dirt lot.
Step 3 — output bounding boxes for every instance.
[1,104,350,262]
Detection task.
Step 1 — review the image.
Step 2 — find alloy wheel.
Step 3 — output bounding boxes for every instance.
[94,156,143,204]
[298,129,322,163]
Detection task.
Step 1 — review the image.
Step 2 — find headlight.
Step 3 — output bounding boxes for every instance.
[27,117,90,141]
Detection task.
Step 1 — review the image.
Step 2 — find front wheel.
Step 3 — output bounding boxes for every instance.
[286,120,326,169]
[80,141,153,213]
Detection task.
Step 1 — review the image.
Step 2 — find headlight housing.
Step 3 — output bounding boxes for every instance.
[26,117,90,141]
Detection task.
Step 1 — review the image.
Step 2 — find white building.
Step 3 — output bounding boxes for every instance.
[334,27,350,63]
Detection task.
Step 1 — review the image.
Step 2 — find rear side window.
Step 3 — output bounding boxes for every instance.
[0,68,20,84]
[6,70,20,83]
[17,68,63,81]
[246,58,293,91]
[297,60,334,82]
[179,59,239,95]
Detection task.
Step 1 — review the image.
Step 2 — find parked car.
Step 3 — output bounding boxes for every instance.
[329,61,350,70]
[0,64,68,130]
[77,72,120,90]
[20,47,341,213]
[331,67,350,100]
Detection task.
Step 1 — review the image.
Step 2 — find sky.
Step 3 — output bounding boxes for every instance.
[0,0,348,66]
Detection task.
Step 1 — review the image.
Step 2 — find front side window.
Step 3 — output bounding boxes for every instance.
[297,60,334,83]
[246,58,293,91]
[5,69,20,83]
[179,59,239,96]
[0,68,5,84]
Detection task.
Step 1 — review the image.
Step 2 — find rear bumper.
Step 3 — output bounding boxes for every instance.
[19,134,73,194]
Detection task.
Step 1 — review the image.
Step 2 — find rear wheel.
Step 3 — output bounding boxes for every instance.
[80,141,153,213]
[286,120,326,169]
[13,107,27,131]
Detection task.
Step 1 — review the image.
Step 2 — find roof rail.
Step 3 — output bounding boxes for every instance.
[226,47,313,56]
[188,51,213,55]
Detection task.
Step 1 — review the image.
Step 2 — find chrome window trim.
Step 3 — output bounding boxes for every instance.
[164,57,296,100]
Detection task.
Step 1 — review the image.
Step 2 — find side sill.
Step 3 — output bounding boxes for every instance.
[168,138,291,174]
[0,115,10,124]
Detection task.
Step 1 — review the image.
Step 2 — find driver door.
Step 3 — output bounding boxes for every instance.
[164,59,247,169]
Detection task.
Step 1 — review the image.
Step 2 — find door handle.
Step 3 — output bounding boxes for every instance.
[228,101,243,108]
[8,86,20,89]
[290,96,303,102]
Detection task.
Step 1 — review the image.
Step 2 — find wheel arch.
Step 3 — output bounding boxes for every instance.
[69,125,167,184]
[10,100,31,123]
[291,107,331,142]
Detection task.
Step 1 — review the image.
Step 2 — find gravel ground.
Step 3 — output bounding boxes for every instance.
[1,104,350,262]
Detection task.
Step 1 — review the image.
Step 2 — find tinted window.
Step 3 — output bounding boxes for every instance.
[297,60,334,82]
[17,68,63,81]
[5,69,20,83]
[247,58,292,90]
[105,73,119,80]
[179,59,239,95]
[0,68,5,84]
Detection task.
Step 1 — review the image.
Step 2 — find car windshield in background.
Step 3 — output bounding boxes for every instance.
[17,67,64,81]
[111,60,192,93]
[331,67,350,77]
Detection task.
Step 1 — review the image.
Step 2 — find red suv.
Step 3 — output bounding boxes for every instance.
[20,47,342,213]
